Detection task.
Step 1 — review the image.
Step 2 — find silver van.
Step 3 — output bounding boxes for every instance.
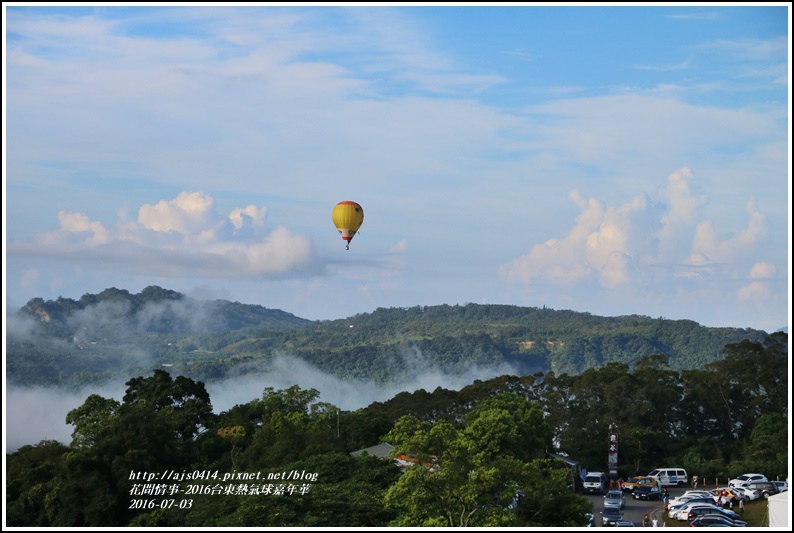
[647,467,688,487]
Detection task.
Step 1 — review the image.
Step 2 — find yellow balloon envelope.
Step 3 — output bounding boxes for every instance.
[332,201,364,250]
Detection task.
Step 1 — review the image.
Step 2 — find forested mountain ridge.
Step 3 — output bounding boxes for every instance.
[7,285,771,388]
[17,285,312,334]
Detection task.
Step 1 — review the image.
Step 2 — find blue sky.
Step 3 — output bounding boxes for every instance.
[3,3,791,333]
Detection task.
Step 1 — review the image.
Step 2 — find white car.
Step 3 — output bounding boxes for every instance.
[669,491,714,505]
[729,473,768,488]
[669,501,712,520]
[668,503,688,520]
[667,494,718,512]
[667,491,713,518]
[675,503,724,521]
[729,486,761,501]
[772,480,788,492]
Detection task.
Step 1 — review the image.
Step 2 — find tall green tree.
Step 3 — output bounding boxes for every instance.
[382,394,577,527]
[5,440,71,526]
[57,370,217,526]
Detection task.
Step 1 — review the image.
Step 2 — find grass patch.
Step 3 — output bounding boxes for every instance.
[738,497,768,527]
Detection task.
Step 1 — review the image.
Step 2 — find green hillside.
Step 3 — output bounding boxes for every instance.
[6,286,770,388]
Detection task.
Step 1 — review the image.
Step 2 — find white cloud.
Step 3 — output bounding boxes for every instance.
[657,167,707,256]
[497,188,645,288]
[687,199,766,265]
[52,211,111,245]
[230,205,267,232]
[138,191,220,236]
[499,168,772,298]
[9,191,324,280]
[737,262,776,304]
[737,281,771,302]
[749,262,775,279]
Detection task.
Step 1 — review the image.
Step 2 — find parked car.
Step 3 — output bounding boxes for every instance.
[710,487,743,505]
[729,486,761,501]
[670,491,717,506]
[690,515,747,527]
[674,503,723,521]
[668,503,689,520]
[584,472,608,494]
[728,474,768,488]
[632,485,662,501]
[621,476,658,492]
[772,480,788,492]
[744,481,779,498]
[647,467,688,487]
[702,489,735,508]
[711,508,741,520]
[601,506,624,527]
[604,489,626,509]
[685,506,742,522]
[669,496,720,510]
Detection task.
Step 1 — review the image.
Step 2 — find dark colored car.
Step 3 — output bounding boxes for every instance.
[690,514,747,527]
[632,485,662,500]
[601,506,624,526]
[745,481,780,498]
[685,506,742,522]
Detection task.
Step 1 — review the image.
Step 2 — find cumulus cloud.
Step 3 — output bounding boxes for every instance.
[229,205,267,233]
[737,281,770,302]
[9,191,324,280]
[687,198,766,266]
[497,188,648,288]
[657,167,707,256]
[138,191,223,241]
[736,262,776,304]
[749,262,775,279]
[498,168,769,296]
[36,212,112,246]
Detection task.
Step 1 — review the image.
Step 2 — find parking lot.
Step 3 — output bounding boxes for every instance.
[585,483,725,527]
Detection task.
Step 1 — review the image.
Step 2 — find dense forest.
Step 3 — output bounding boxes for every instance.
[6,286,773,389]
[5,286,788,526]
[6,332,788,527]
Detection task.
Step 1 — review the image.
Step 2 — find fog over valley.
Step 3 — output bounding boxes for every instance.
[5,290,523,452]
[5,285,775,454]
[6,353,516,453]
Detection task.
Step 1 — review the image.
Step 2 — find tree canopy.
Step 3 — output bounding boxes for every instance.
[5,313,786,527]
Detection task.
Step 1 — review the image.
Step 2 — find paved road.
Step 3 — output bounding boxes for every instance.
[585,483,728,527]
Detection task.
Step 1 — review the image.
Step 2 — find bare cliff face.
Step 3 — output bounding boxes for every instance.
[34,308,52,323]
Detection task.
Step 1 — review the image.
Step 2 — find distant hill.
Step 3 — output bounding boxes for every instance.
[6,286,771,388]
[16,285,311,334]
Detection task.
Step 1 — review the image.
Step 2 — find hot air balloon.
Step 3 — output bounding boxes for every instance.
[332,201,364,250]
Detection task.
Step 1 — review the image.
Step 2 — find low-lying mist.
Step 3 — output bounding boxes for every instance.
[6,293,525,452]
[5,353,518,453]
